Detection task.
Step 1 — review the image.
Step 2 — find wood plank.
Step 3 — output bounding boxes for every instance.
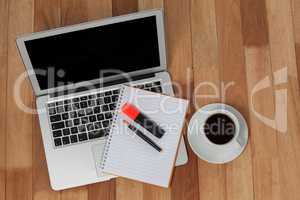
[244,47,281,200]
[214,0,254,199]
[240,0,281,199]
[138,0,163,9]
[0,0,8,200]
[6,0,34,200]
[112,0,138,15]
[190,0,226,199]
[291,0,300,88]
[265,0,300,199]
[163,1,199,200]
[87,0,112,20]
[62,187,88,200]
[32,1,61,200]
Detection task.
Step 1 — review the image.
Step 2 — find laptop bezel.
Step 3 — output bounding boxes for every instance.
[16,9,167,97]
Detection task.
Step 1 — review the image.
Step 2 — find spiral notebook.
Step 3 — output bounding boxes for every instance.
[100,85,189,187]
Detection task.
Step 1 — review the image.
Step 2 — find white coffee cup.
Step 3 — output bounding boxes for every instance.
[187,103,248,164]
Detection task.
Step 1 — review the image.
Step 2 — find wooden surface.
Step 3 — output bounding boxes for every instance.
[1,0,300,199]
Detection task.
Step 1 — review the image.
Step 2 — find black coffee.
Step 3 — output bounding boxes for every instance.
[204,113,236,145]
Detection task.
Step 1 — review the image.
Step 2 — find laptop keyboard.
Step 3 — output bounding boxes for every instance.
[47,81,162,148]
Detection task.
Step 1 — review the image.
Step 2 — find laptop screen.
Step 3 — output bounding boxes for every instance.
[24,16,161,90]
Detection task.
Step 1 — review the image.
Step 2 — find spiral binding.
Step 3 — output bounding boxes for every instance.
[100,86,125,170]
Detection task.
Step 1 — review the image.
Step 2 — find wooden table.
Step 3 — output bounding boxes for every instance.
[1,0,300,199]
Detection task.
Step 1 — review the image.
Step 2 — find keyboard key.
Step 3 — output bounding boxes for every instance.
[64,105,72,111]
[78,110,85,117]
[56,101,63,106]
[70,111,77,118]
[48,102,55,107]
[88,94,96,99]
[153,81,161,86]
[151,86,162,93]
[62,113,69,120]
[78,133,88,141]
[97,114,104,121]
[78,125,86,132]
[72,97,79,102]
[65,120,73,127]
[105,91,112,96]
[64,99,71,104]
[62,136,70,145]
[87,123,94,131]
[111,95,118,102]
[50,114,61,122]
[102,120,110,128]
[80,96,88,101]
[73,118,80,125]
[94,122,102,129]
[109,103,115,110]
[104,97,111,104]
[96,98,104,105]
[63,128,70,135]
[105,112,113,119]
[71,127,78,134]
[113,89,119,94]
[57,106,64,113]
[54,138,62,146]
[80,101,88,108]
[72,103,80,110]
[93,106,101,114]
[88,100,95,107]
[85,108,93,115]
[52,122,65,130]
[53,130,62,137]
[88,129,105,139]
[89,115,96,122]
[101,105,109,112]
[81,117,88,124]
[48,108,56,115]
[70,135,78,143]
[97,93,104,97]
[145,83,152,87]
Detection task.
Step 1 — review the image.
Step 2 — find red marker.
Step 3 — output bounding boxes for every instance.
[122,103,165,138]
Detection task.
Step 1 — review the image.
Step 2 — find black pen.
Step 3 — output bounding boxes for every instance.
[123,120,162,152]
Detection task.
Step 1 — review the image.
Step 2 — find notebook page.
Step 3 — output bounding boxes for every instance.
[101,86,188,187]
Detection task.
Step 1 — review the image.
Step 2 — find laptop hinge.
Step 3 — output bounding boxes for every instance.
[50,73,156,98]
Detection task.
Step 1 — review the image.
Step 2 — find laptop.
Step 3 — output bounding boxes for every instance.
[16,9,188,190]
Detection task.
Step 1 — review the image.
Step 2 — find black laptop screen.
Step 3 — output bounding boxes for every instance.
[24,16,161,90]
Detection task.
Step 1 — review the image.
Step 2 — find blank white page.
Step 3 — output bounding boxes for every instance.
[101,85,188,187]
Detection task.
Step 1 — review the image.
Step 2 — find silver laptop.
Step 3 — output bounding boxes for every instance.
[16,9,188,190]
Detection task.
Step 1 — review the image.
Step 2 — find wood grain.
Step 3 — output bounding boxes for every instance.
[240,0,280,199]
[112,0,138,15]
[266,0,300,199]
[0,0,8,200]
[2,0,300,199]
[291,0,300,88]
[6,0,34,200]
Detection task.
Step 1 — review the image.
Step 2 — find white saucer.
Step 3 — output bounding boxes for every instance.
[187,103,248,164]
